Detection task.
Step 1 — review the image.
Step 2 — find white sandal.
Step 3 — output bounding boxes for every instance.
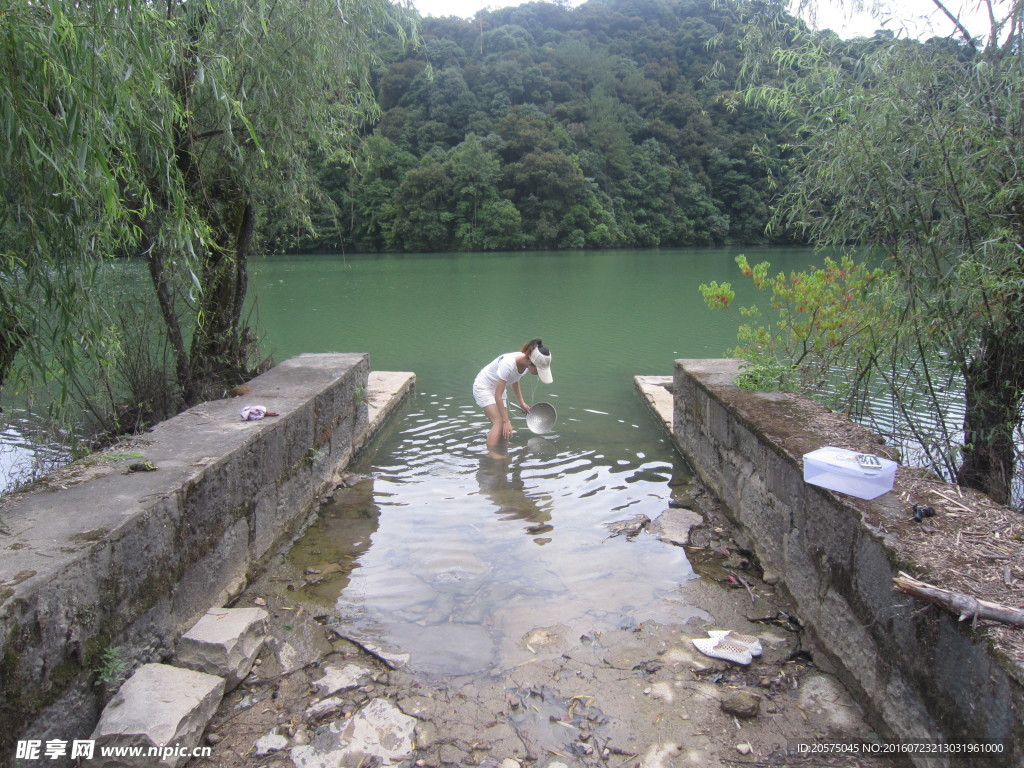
[692,636,754,666]
[706,630,762,656]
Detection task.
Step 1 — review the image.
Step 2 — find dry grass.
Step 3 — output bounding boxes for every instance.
[884,469,1024,671]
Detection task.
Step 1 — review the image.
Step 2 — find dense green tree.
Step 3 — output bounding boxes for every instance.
[449,135,515,249]
[427,67,480,143]
[377,59,429,110]
[338,135,419,252]
[386,155,456,251]
[310,0,802,253]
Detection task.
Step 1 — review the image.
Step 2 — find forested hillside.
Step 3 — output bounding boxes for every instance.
[296,0,801,253]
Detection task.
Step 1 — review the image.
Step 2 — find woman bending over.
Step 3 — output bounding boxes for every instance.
[473,338,553,449]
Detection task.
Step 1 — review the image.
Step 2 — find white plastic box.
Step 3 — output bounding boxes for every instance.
[802,446,897,500]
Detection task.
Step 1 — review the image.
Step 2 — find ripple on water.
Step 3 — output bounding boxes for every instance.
[286,405,700,677]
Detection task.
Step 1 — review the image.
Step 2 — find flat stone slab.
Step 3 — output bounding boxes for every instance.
[362,371,416,445]
[634,375,673,430]
[0,358,416,755]
[91,663,225,767]
[175,607,268,690]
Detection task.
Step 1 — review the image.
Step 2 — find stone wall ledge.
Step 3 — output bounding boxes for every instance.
[0,354,415,759]
[659,359,1022,767]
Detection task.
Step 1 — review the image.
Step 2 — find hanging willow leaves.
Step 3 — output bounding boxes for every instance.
[1,0,416,432]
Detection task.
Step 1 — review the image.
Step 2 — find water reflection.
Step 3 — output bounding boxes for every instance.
[475,451,554,541]
[289,476,380,605]
[0,418,73,495]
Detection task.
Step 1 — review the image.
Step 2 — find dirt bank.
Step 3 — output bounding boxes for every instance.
[188,478,909,768]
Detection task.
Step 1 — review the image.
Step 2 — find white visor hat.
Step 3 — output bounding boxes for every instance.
[530,346,553,384]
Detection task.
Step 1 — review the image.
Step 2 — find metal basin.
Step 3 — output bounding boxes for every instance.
[524,402,557,434]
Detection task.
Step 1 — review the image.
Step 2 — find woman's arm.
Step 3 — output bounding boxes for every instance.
[511,380,530,413]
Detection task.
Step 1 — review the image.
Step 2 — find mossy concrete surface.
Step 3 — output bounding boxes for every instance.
[0,354,414,762]
[670,358,1022,767]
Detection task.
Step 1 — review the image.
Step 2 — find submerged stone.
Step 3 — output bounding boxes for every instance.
[649,507,703,547]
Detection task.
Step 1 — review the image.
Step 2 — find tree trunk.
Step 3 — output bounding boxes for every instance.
[956,331,1024,506]
[188,196,256,391]
[143,239,197,405]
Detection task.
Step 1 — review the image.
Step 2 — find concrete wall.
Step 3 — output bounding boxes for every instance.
[672,359,1023,767]
[0,354,414,761]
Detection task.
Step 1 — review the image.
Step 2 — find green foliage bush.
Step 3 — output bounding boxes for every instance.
[700,254,882,392]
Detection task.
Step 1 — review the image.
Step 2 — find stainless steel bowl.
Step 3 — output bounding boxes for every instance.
[524,402,557,434]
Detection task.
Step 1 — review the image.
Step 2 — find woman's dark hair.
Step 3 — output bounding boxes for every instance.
[521,338,547,355]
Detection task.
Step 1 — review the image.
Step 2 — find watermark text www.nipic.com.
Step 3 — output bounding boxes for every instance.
[15,740,213,761]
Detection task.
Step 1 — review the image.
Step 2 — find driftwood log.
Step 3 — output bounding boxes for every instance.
[893,572,1024,628]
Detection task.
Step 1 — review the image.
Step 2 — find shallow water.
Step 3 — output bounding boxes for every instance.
[285,393,711,677]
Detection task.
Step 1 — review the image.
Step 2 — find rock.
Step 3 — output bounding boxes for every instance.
[290,698,416,768]
[648,507,703,547]
[397,695,435,718]
[234,693,258,711]
[175,607,268,691]
[348,637,411,669]
[313,662,375,696]
[305,696,346,720]
[523,625,570,653]
[736,743,752,755]
[438,744,469,765]
[90,663,225,768]
[720,690,762,719]
[336,472,369,488]
[414,719,440,749]
[603,514,651,539]
[253,729,289,756]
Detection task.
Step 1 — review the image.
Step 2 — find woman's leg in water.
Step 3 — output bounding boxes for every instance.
[482,403,506,449]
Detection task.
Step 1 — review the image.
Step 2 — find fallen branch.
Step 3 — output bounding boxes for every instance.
[730,571,757,604]
[893,572,1024,629]
[930,489,975,514]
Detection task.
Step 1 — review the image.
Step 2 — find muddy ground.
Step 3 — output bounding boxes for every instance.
[189,481,910,768]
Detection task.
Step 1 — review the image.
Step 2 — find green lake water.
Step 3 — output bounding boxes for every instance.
[250,247,819,442]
